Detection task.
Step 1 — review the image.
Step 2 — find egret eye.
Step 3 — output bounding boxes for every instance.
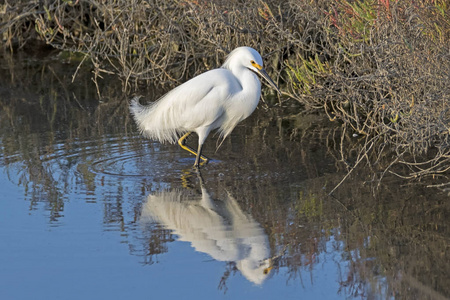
[250,60,256,64]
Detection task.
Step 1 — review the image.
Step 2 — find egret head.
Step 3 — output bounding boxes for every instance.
[223,47,281,95]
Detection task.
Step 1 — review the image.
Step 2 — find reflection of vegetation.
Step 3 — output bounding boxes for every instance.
[221,173,449,298]
[132,165,449,298]
[0,47,448,298]
[0,51,138,219]
[296,191,323,219]
[338,179,450,299]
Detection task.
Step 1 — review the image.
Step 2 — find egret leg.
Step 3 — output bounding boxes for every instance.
[177,132,210,164]
[194,143,204,168]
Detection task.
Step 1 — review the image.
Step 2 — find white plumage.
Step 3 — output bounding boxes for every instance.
[130,46,280,167]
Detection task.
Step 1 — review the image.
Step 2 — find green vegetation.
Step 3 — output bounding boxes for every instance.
[1,0,449,184]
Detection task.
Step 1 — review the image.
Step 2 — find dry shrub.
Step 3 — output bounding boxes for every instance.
[297,1,450,184]
[2,0,290,88]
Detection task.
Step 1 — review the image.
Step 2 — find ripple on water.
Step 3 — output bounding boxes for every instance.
[3,130,297,192]
[71,134,230,183]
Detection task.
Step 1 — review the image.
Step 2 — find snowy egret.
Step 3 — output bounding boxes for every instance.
[130,46,281,167]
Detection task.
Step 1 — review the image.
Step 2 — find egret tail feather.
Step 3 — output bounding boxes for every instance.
[129,95,181,144]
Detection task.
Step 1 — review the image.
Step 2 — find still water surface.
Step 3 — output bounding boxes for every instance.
[0,52,448,299]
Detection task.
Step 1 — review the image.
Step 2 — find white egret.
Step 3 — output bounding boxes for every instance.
[130,46,281,167]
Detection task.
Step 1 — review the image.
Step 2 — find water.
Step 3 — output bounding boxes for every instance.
[0,51,449,300]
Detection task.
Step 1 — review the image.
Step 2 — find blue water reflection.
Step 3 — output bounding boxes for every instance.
[0,128,369,299]
[1,54,448,299]
[0,169,350,300]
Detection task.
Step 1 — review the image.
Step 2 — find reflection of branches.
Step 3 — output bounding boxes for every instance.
[133,224,174,265]
[217,262,237,295]
[5,153,64,221]
[217,150,449,298]
[0,50,138,221]
[328,135,375,195]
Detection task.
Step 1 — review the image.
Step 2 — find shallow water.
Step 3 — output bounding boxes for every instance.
[0,52,449,300]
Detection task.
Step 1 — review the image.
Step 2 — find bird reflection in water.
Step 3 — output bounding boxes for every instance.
[140,172,274,285]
